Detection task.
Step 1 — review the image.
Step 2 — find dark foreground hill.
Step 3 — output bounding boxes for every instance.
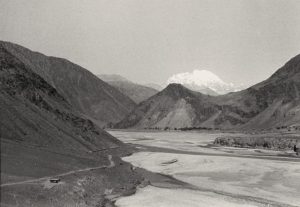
[0,41,136,126]
[0,44,143,206]
[116,54,300,130]
[98,74,158,104]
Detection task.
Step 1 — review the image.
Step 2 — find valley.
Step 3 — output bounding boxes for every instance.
[1,40,299,207]
[1,1,300,206]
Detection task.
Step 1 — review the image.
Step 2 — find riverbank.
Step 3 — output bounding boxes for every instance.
[214,133,300,153]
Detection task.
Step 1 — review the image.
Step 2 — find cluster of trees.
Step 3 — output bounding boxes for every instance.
[178,127,219,131]
[143,127,161,130]
[142,126,220,131]
[276,125,300,131]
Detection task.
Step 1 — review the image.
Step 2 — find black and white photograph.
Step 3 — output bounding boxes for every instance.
[1,0,300,206]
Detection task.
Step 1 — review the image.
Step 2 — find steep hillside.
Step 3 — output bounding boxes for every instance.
[214,54,300,130]
[99,74,158,104]
[0,44,143,206]
[0,46,123,153]
[0,41,136,126]
[115,84,218,129]
[116,54,300,130]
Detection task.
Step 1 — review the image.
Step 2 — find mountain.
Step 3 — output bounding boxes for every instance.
[144,83,163,91]
[0,41,136,126]
[167,70,242,95]
[98,74,129,82]
[98,74,158,104]
[114,84,218,129]
[116,55,300,130]
[181,84,219,96]
[215,54,300,130]
[0,44,123,155]
[0,44,143,206]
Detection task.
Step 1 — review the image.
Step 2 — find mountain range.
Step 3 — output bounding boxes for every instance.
[2,41,299,132]
[98,74,158,104]
[0,41,136,127]
[1,40,299,206]
[116,55,300,130]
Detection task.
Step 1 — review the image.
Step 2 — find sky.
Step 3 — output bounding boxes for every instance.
[1,0,300,87]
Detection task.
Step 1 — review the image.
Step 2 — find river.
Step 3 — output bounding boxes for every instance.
[108,130,300,207]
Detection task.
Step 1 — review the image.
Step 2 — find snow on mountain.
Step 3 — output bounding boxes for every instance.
[167,70,241,95]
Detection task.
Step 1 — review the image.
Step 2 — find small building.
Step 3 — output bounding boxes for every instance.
[50,178,60,183]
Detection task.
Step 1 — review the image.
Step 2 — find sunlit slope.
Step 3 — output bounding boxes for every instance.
[115,84,218,129]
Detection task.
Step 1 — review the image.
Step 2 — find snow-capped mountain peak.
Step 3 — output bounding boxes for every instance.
[167,70,239,95]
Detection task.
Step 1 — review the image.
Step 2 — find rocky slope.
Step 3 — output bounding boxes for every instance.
[115,84,219,129]
[116,54,300,130]
[99,74,158,104]
[0,41,136,126]
[214,54,300,130]
[0,43,143,206]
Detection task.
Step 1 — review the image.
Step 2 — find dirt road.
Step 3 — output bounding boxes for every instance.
[1,155,115,187]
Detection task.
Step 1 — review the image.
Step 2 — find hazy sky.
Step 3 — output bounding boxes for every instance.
[1,0,300,87]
